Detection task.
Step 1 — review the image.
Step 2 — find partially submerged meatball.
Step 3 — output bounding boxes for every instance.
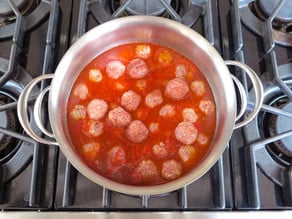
[164,78,189,100]
[121,90,141,112]
[145,89,163,108]
[85,120,104,137]
[106,60,125,79]
[135,44,151,59]
[73,83,88,100]
[149,122,159,133]
[199,100,215,115]
[127,58,148,79]
[70,105,86,120]
[87,99,108,120]
[161,159,182,180]
[82,142,100,160]
[126,120,149,143]
[107,146,126,166]
[178,145,195,162]
[107,106,131,128]
[132,159,158,183]
[175,64,187,79]
[159,104,175,117]
[182,108,198,123]
[89,69,102,82]
[191,80,206,96]
[174,122,198,145]
[152,142,168,159]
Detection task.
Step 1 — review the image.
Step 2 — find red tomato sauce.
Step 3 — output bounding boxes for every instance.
[66,43,216,186]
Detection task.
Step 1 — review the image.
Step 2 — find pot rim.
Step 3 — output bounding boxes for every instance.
[49,15,236,195]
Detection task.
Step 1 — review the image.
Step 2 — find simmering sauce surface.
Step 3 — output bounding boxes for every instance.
[67,43,216,186]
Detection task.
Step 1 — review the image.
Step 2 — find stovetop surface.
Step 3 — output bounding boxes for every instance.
[0,0,291,212]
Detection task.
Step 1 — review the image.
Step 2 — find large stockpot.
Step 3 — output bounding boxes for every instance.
[17,16,263,195]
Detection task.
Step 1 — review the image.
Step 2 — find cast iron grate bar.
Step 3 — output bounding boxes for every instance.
[27,0,59,207]
[62,160,77,207]
[211,156,226,208]
[0,0,24,87]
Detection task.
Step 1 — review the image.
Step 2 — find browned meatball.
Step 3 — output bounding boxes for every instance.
[127,58,148,79]
[174,122,198,145]
[107,106,131,128]
[121,90,141,112]
[161,159,182,180]
[126,120,149,143]
[164,78,189,100]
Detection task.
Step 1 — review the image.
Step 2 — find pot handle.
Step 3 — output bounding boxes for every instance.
[225,60,264,129]
[17,74,58,145]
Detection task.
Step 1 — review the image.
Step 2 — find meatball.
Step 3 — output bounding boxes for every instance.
[89,69,102,82]
[70,105,86,120]
[145,89,163,108]
[152,142,168,159]
[178,145,195,162]
[196,133,208,145]
[175,64,187,79]
[157,49,173,65]
[86,120,104,137]
[135,44,151,59]
[82,142,100,160]
[121,90,141,112]
[73,83,88,100]
[182,108,198,123]
[191,80,206,96]
[132,159,158,182]
[149,122,159,133]
[127,58,148,79]
[199,100,215,115]
[126,120,149,143]
[161,159,182,180]
[107,106,131,128]
[106,60,125,79]
[87,99,108,120]
[159,104,175,117]
[107,146,126,166]
[164,78,189,100]
[174,122,198,145]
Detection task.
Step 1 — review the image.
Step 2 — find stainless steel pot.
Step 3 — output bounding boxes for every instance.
[17,16,263,195]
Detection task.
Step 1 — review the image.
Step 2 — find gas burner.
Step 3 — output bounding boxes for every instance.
[0,57,39,162]
[257,0,292,22]
[120,0,172,16]
[264,96,292,163]
[253,0,292,33]
[239,0,292,47]
[0,0,39,27]
[243,64,292,187]
[0,93,21,160]
[110,0,179,17]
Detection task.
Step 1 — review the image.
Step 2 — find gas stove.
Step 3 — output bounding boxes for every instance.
[0,0,291,218]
